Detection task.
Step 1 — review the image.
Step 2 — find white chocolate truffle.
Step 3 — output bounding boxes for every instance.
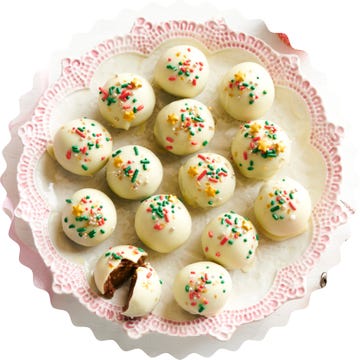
[122,263,162,317]
[219,62,275,121]
[134,194,192,253]
[254,177,312,241]
[98,73,155,130]
[93,245,148,297]
[201,212,259,271]
[62,188,117,247]
[154,99,215,155]
[231,119,291,179]
[154,45,209,98]
[173,261,232,317]
[106,145,163,200]
[52,118,112,176]
[178,153,236,208]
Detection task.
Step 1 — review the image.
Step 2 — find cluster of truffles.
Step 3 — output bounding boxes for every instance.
[48,44,312,318]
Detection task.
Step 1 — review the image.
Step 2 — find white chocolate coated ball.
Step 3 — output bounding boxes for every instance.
[106,145,163,200]
[231,119,291,179]
[62,188,117,247]
[201,212,259,271]
[122,263,162,317]
[173,261,232,317]
[219,62,275,121]
[135,194,192,253]
[178,153,236,208]
[254,177,312,241]
[52,118,112,176]
[93,245,148,296]
[98,73,155,130]
[154,99,215,155]
[154,45,209,97]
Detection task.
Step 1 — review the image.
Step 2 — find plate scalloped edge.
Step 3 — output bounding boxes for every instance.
[9,17,349,341]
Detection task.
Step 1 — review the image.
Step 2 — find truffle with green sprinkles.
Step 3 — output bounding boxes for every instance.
[219,62,275,121]
[106,145,163,200]
[61,188,117,247]
[154,98,215,155]
[178,152,236,208]
[98,73,155,130]
[154,45,209,98]
[135,194,192,253]
[51,118,113,176]
[173,261,232,316]
[254,176,312,241]
[231,119,291,180]
[201,212,259,271]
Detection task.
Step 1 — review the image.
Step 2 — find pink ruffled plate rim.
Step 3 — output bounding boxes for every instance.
[8,17,349,341]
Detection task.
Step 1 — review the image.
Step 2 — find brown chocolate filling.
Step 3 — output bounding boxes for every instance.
[102,255,147,298]
[122,268,139,313]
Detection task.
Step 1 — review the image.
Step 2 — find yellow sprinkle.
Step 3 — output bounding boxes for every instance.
[234,71,245,82]
[205,185,217,197]
[275,142,286,153]
[113,157,123,168]
[257,139,271,152]
[123,110,135,121]
[241,219,252,231]
[250,122,262,134]
[187,166,198,177]
[167,113,179,124]
[130,78,142,89]
[72,204,84,217]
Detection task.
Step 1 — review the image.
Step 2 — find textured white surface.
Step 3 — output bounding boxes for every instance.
[0,0,359,359]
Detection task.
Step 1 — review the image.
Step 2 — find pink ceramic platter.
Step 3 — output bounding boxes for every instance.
[7,15,350,345]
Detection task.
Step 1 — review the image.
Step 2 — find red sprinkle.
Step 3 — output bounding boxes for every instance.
[137,104,144,112]
[98,87,109,101]
[289,201,297,211]
[166,136,174,143]
[66,150,72,159]
[166,145,173,150]
[215,251,221,257]
[168,76,177,81]
[75,129,86,138]
[225,218,232,225]
[208,231,214,238]
[197,169,207,181]
[220,237,228,245]
[197,154,207,161]
[243,151,248,160]
[153,223,164,231]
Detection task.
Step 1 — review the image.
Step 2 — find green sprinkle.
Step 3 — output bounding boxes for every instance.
[77,227,86,233]
[289,192,294,199]
[270,205,280,212]
[69,224,75,229]
[112,149,122,157]
[272,213,279,220]
[88,229,96,238]
[185,285,190,292]
[81,164,88,171]
[72,146,80,153]
[65,199,72,204]
[202,140,208,146]
[198,304,206,313]
[100,229,105,234]
[131,169,139,183]
[133,146,139,156]
[64,217,68,223]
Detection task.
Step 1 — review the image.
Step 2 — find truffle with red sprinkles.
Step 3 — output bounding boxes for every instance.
[173,261,232,316]
[154,98,215,155]
[62,188,117,246]
[154,45,209,98]
[134,194,192,253]
[201,211,259,271]
[178,152,236,208]
[231,119,291,179]
[254,176,312,241]
[106,145,163,200]
[98,73,155,130]
[50,117,112,176]
[219,62,275,121]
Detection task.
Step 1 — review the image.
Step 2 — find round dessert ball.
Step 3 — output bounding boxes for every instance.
[254,177,312,241]
[201,212,259,271]
[178,152,236,208]
[93,245,148,297]
[122,263,162,318]
[106,145,163,200]
[98,73,155,130]
[62,188,117,247]
[52,117,112,176]
[231,119,291,179]
[134,194,192,253]
[154,99,215,155]
[154,45,209,98]
[219,62,275,121]
[173,261,232,317]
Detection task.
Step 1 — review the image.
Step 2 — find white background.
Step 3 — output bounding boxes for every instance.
[1,0,359,359]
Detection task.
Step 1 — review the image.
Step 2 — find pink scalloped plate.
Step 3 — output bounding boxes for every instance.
[11,17,348,342]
